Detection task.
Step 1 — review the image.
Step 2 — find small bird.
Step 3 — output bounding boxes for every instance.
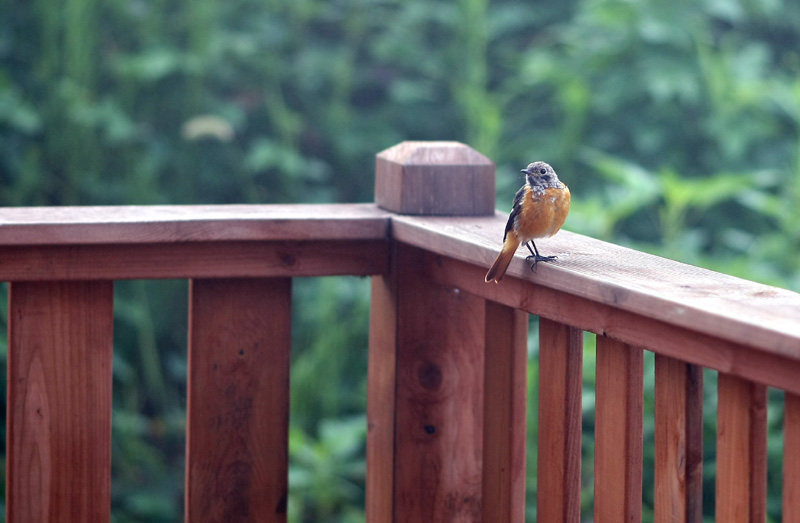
[485,161,570,283]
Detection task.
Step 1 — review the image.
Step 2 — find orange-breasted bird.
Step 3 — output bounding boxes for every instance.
[485,161,570,283]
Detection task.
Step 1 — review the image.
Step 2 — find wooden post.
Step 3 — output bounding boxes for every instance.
[374,141,496,216]
[186,278,291,523]
[7,281,114,523]
[368,142,527,522]
[382,244,486,523]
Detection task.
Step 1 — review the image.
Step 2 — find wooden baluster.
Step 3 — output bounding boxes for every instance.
[594,336,643,523]
[185,278,291,523]
[368,141,518,522]
[716,374,767,523]
[7,281,114,523]
[654,356,703,523]
[786,392,800,523]
[537,318,583,523]
[482,301,528,523]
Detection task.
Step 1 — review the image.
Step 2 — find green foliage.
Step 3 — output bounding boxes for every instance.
[289,416,366,523]
[1,0,799,520]
[291,278,371,430]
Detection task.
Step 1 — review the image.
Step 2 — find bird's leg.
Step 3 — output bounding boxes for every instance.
[524,241,557,272]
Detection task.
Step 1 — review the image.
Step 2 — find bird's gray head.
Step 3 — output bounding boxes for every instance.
[522,161,561,189]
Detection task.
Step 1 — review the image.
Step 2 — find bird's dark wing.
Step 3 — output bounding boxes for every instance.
[502,185,527,242]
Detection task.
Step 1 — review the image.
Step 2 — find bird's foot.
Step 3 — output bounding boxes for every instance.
[525,254,557,272]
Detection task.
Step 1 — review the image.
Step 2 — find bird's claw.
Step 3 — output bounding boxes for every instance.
[525,254,557,272]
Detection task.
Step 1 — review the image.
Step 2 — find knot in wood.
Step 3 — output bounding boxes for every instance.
[279,253,296,267]
[417,361,443,390]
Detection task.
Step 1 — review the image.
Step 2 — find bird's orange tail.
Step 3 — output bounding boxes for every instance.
[485,238,519,283]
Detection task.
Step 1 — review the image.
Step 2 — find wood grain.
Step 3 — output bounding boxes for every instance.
[594,336,643,523]
[482,301,528,523]
[375,142,496,216]
[2,201,796,354]
[0,203,389,245]
[416,249,800,396]
[391,244,485,522]
[715,374,767,523]
[185,278,291,523]
[786,393,800,523]
[536,318,583,523]
[2,200,796,354]
[3,144,798,523]
[0,240,387,281]
[654,356,703,523]
[391,214,800,358]
[366,262,399,523]
[7,281,114,523]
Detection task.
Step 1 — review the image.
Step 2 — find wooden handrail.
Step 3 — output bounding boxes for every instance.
[2,141,799,522]
[0,204,390,280]
[390,214,800,357]
[2,203,796,363]
[0,203,391,244]
[390,214,800,393]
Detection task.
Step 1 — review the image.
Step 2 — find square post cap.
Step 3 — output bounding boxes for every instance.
[375,141,496,216]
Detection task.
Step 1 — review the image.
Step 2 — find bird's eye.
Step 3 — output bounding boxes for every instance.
[539,168,547,175]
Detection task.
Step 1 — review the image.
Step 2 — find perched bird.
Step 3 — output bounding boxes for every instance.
[485,161,570,283]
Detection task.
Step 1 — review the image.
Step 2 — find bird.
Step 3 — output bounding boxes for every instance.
[485,161,570,283]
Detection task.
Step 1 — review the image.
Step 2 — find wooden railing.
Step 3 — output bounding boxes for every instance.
[1,141,799,522]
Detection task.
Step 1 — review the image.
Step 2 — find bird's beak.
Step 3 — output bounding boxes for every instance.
[521,168,531,174]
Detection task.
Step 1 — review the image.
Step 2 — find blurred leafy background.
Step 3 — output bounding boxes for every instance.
[1,0,799,520]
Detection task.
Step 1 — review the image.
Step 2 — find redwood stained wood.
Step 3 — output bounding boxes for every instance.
[2,200,797,351]
[715,374,767,523]
[537,318,583,523]
[786,393,800,522]
[416,249,800,396]
[375,141,495,216]
[186,278,291,523]
[391,214,800,356]
[366,263,399,523]
[391,245,485,522]
[2,147,799,523]
[369,143,496,522]
[654,356,703,523]
[0,240,388,281]
[594,336,643,523]
[2,200,797,352]
[0,203,389,245]
[482,301,528,523]
[7,281,114,523]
